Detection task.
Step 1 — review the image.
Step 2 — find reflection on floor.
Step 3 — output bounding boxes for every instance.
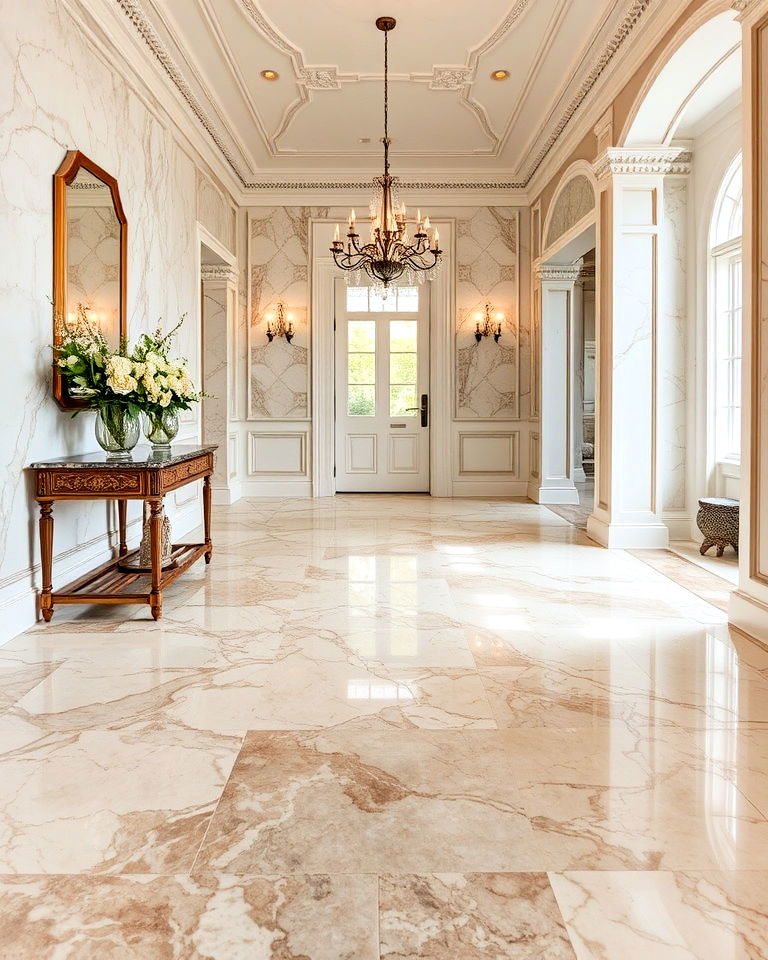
[545,480,594,529]
[0,495,766,958]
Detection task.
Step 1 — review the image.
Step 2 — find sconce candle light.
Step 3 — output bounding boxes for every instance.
[265,302,294,343]
[474,302,504,343]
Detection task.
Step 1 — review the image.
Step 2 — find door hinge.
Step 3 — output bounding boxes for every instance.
[333,465,336,477]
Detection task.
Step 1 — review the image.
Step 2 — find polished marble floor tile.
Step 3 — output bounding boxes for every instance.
[0,728,242,873]
[379,873,576,959]
[0,873,378,959]
[550,871,768,960]
[1,494,765,956]
[195,730,539,874]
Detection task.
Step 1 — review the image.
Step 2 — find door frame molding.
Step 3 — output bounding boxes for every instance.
[310,218,454,497]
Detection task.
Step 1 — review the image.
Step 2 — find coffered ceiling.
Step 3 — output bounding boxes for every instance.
[118,0,657,187]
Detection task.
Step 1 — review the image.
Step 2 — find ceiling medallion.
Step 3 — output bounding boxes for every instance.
[330,16,442,294]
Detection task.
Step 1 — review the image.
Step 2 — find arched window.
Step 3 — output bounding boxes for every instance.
[710,154,743,462]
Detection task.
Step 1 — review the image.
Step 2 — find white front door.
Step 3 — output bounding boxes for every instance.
[334,281,430,492]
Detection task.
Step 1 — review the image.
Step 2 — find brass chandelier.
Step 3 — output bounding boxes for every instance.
[330,16,442,290]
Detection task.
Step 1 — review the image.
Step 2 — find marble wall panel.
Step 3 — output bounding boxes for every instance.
[455,207,519,419]
[197,171,236,254]
[0,0,226,639]
[248,206,328,419]
[545,175,595,250]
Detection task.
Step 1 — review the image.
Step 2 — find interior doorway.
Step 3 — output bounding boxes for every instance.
[334,279,430,492]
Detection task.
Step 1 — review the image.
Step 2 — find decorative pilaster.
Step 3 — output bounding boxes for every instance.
[528,263,581,505]
[201,263,239,504]
[587,147,691,548]
[729,0,768,642]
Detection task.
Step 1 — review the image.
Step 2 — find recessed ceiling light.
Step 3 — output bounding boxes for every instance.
[261,69,279,81]
[359,137,371,144]
[491,69,510,81]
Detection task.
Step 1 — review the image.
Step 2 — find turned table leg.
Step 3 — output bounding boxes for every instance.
[39,500,54,622]
[149,497,163,620]
[117,499,127,556]
[203,474,213,564]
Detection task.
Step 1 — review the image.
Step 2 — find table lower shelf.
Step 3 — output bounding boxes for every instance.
[49,542,209,611]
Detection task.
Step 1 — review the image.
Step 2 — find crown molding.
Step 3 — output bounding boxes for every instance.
[536,264,582,282]
[593,146,693,179]
[201,263,238,283]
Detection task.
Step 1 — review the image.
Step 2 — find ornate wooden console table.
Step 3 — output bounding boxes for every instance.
[31,445,216,622]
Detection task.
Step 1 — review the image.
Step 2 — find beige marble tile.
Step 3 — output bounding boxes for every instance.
[379,873,576,959]
[629,549,733,612]
[195,730,539,874]
[0,728,241,873]
[0,873,378,959]
[550,871,768,960]
[505,726,768,870]
[0,656,60,712]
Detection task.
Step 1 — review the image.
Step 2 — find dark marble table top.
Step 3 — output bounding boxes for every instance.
[30,445,217,470]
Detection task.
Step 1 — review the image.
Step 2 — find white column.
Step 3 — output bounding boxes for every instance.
[201,263,239,504]
[587,148,691,548]
[528,264,580,504]
[572,268,587,483]
[730,0,768,643]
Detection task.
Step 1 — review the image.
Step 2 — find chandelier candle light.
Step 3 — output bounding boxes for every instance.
[330,16,442,292]
[474,303,504,343]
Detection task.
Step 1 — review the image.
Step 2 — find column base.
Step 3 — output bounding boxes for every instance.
[586,514,669,549]
[573,467,587,483]
[729,589,768,648]
[527,481,580,505]
[212,480,242,506]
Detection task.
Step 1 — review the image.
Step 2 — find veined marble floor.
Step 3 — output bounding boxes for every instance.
[0,495,766,959]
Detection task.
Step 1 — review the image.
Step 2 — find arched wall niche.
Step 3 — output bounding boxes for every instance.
[541,161,597,260]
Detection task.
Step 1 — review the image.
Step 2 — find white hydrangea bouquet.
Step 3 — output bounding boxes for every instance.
[54,309,202,453]
[131,317,202,446]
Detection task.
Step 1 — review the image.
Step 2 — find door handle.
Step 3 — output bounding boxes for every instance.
[405,395,428,427]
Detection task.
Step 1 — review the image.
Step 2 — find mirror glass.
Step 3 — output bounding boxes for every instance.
[65,168,121,346]
[53,151,127,409]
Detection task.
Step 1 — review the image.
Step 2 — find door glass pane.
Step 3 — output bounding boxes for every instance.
[390,384,417,417]
[348,384,376,416]
[389,319,418,417]
[396,286,418,311]
[346,287,369,312]
[347,319,375,416]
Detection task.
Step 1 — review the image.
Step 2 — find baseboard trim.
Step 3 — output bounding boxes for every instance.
[450,479,529,498]
[729,589,768,647]
[239,479,313,498]
[528,483,580,505]
[586,514,670,549]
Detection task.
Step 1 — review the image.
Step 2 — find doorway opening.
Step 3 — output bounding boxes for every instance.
[333,279,430,493]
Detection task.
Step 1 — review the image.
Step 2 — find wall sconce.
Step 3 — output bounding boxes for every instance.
[265,302,294,343]
[474,302,504,343]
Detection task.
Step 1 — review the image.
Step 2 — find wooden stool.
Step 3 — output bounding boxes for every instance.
[697,497,739,556]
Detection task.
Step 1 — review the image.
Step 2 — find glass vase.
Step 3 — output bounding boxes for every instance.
[95,405,140,458]
[142,408,180,449]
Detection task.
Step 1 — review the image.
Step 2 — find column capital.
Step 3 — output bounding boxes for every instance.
[536,263,581,283]
[594,147,692,180]
[201,263,238,285]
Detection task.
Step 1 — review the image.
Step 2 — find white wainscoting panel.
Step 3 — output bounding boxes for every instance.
[249,432,308,476]
[458,431,518,476]
[346,434,377,474]
[389,434,419,474]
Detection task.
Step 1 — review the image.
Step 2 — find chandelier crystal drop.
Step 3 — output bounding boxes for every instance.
[330,16,442,292]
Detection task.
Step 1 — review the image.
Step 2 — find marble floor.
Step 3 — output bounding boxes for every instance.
[0,495,766,958]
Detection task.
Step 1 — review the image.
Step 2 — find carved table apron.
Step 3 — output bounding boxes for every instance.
[31,445,216,621]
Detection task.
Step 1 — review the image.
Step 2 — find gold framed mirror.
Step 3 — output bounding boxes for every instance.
[52,150,127,409]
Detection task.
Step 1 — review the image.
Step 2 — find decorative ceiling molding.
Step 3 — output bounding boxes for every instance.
[518,0,655,183]
[117,0,660,191]
[536,264,582,282]
[594,146,693,179]
[299,67,343,90]
[430,67,472,91]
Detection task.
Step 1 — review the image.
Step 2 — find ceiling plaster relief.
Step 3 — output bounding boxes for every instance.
[117,0,660,192]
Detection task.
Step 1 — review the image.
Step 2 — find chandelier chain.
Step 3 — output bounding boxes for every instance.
[383,26,389,176]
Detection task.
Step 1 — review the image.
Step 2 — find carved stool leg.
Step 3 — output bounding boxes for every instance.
[700,539,714,556]
[39,501,54,622]
[203,474,213,564]
[149,498,164,620]
[716,544,725,557]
